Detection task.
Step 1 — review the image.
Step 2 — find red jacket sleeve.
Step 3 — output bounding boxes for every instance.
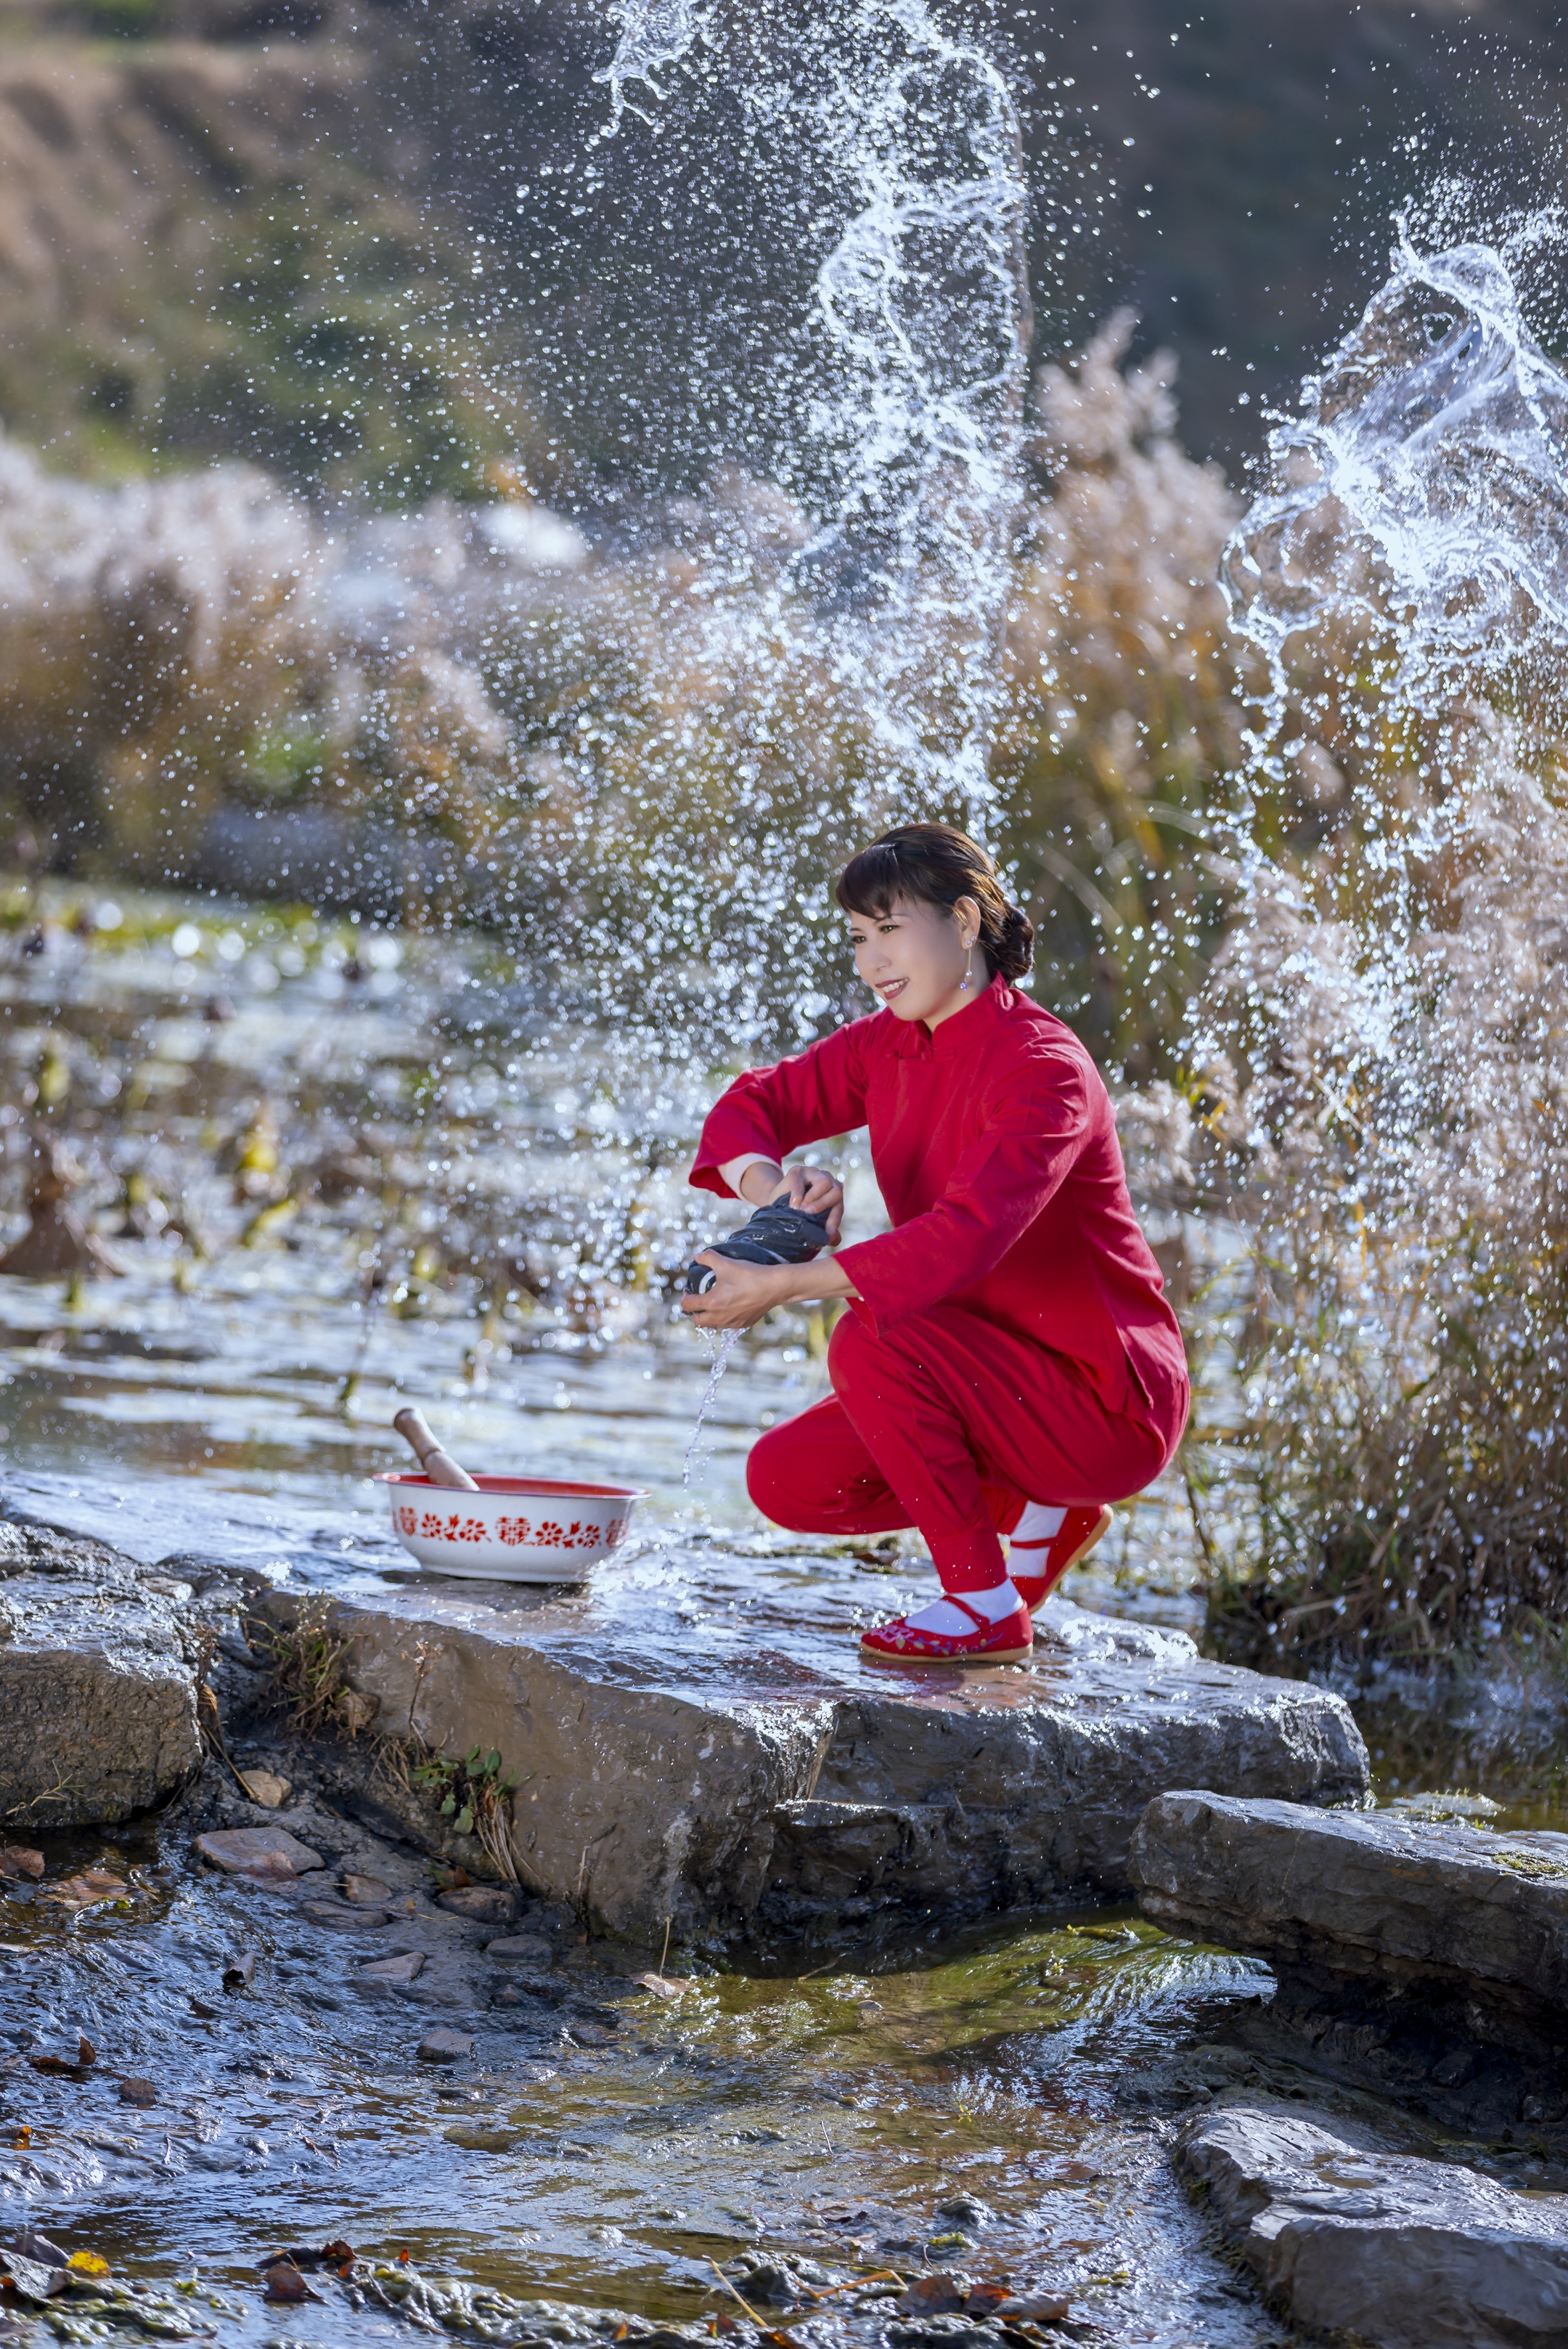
[690,1022,873,1199]
[835,1058,1093,1330]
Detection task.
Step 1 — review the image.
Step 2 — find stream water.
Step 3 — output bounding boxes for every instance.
[4,885,1568,2349]
[5,0,1568,2336]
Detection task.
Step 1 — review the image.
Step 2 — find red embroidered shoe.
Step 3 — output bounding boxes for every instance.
[859,1597,1033,1668]
[1008,1503,1113,1613]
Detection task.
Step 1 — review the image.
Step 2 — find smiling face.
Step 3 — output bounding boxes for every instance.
[846,892,985,1027]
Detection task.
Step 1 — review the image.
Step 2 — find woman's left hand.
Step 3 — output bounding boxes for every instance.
[680,1253,794,1332]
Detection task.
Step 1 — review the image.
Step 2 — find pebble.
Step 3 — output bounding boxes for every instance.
[360,1952,425,1984]
[118,2078,158,2107]
[484,1934,553,1964]
[237,1770,291,1809]
[417,2028,473,2062]
[0,1847,45,1881]
[195,1828,324,1878]
[438,1886,516,1924]
[342,1873,393,1906]
[301,1903,390,1930]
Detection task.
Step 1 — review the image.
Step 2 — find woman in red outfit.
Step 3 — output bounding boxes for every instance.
[681,823,1188,1666]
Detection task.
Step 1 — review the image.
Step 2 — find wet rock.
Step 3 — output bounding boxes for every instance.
[438,1885,517,1925]
[360,1952,424,1984]
[0,2251,66,2305]
[301,1902,390,1929]
[1177,2103,1568,2349]
[117,2077,158,2107]
[196,1826,324,1878]
[1131,1792,1568,2005]
[222,1951,257,1992]
[342,1872,392,1905]
[0,1848,45,1880]
[485,1934,554,1964]
[249,1560,1368,1952]
[0,1526,201,1828]
[261,2260,322,2304]
[417,2027,473,2061]
[935,2194,994,2226]
[1130,1792,1568,2140]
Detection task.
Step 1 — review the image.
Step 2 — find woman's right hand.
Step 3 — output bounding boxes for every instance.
[739,1159,844,1244]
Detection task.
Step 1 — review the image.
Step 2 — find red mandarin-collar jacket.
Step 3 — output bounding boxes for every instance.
[690,975,1188,1442]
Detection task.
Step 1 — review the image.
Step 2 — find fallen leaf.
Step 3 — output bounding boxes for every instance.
[333,1689,378,1737]
[9,2128,30,2148]
[44,1872,126,1912]
[896,2275,968,2316]
[319,2239,355,2271]
[965,2284,1011,2315]
[0,1849,44,1881]
[632,1971,683,2000]
[28,2048,92,2079]
[996,2295,1072,2324]
[261,2263,321,2305]
[66,2253,109,2278]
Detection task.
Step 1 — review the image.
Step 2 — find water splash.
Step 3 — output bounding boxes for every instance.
[1224,213,1568,719]
[1189,205,1568,1651]
[682,1327,740,1486]
[571,0,1030,1074]
[595,0,702,132]
[791,0,1031,819]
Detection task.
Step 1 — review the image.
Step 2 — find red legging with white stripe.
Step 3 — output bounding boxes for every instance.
[746,1300,1171,1592]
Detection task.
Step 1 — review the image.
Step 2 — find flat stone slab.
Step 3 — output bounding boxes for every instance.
[1130,1791,1568,2016]
[1130,1791,1568,2138]
[1177,2104,1568,2349]
[252,1544,1368,1950]
[0,1519,201,1826]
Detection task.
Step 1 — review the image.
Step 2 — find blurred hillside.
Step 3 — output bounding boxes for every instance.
[1,0,1565,490]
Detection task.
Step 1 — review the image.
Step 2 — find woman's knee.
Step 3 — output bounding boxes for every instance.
[825,1305,880,1394]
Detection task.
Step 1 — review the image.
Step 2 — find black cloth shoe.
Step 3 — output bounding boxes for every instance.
[685,1200,832,1294]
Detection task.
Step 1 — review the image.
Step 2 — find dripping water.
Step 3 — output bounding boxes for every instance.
[682,1324,741,1486]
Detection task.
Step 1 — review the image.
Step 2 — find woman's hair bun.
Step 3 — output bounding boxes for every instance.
[836,820,1034,983]
[993,900,1034,981]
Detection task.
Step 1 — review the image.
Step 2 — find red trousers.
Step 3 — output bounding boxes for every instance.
[747,1303,1172,1592]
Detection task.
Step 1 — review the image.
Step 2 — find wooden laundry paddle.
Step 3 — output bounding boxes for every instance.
[392,1406,479,1490]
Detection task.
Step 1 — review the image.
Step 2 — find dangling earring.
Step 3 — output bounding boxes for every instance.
[960,932,975,990]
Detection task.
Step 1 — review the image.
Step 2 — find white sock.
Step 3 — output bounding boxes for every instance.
[1008,1500,1066,1547]
[903,1580,1018,1636]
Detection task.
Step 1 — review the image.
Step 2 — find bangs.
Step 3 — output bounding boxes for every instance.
[834,840,920,919]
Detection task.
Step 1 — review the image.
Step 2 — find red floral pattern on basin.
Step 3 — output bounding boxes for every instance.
[391,1506,628,1551]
